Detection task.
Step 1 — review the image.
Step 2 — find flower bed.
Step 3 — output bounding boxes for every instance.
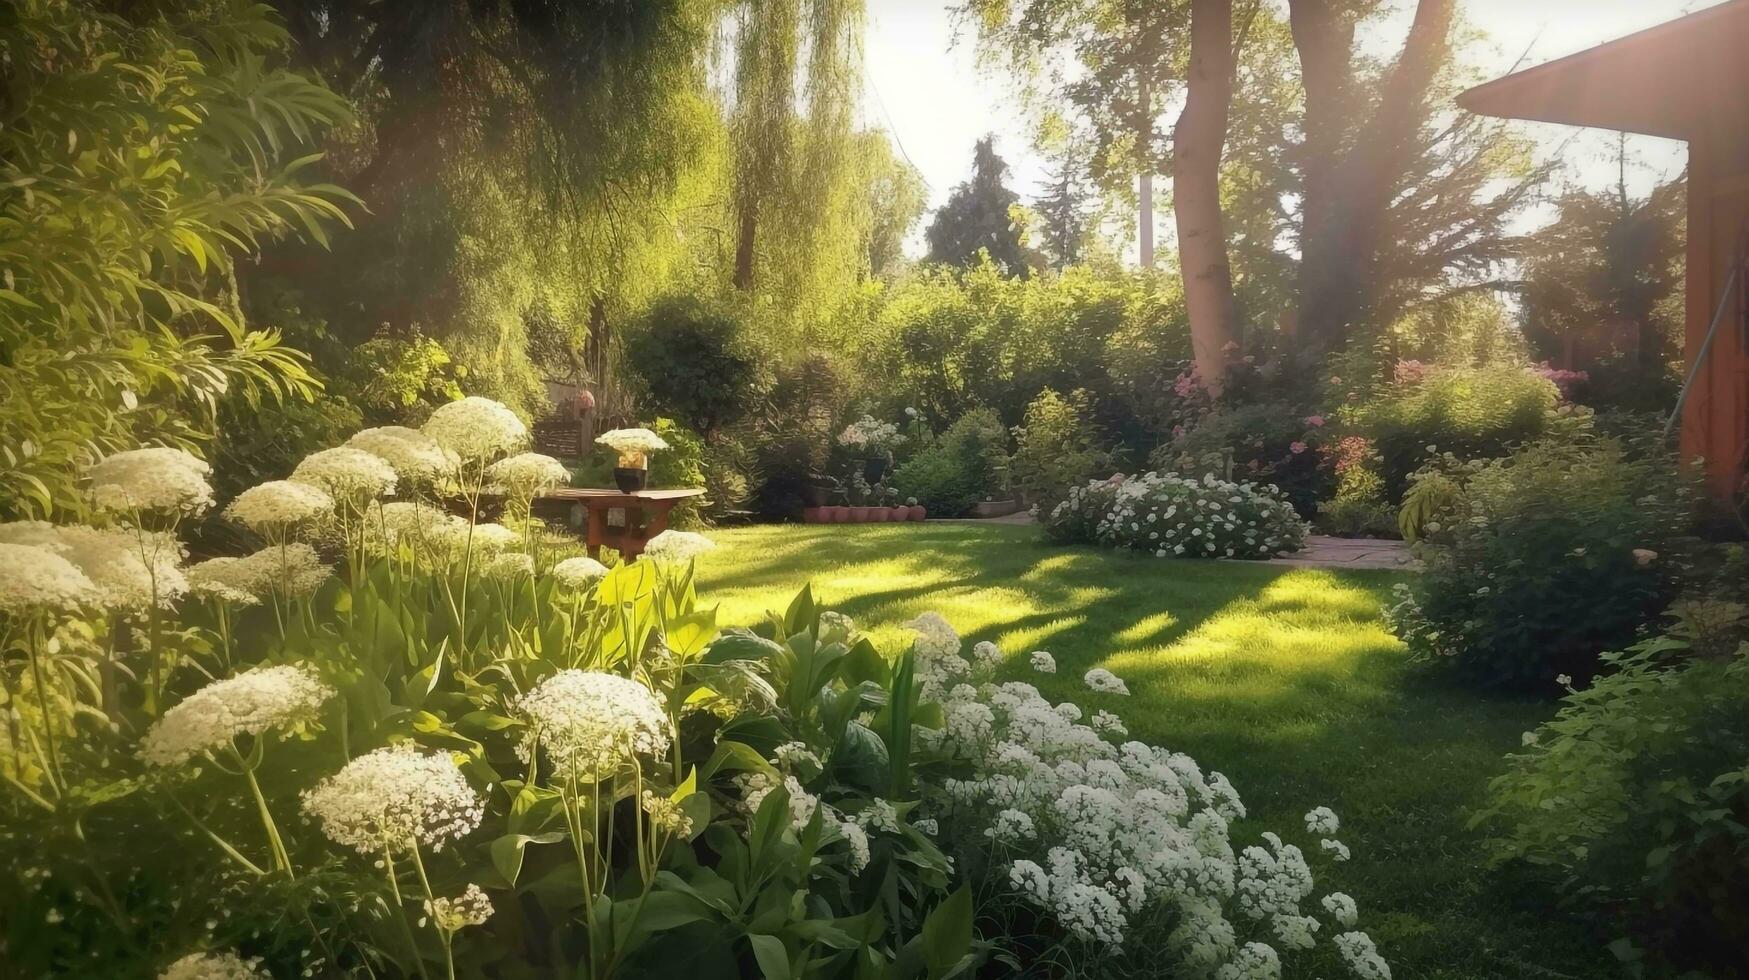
[1046,471,1310,559]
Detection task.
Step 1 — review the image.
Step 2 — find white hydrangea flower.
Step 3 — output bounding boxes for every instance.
[159,950,268,980]
[301,743,484,854]
[346,426,456,484]
[1214,941,1282,980]
[53,525,186,609]
[1304,806,1340,836]
[516,670,671,780]
[1083,667,1130,696]
[1270,912,1320,951]
[185,557,262,606]
[1320,838,1351,862]
[1029,650,1057,674]
[987,807,1037,844]
[1333,931,1391,980]
[291,447,397,502]
[225,480,334,531]
[642,530,715,564]
[0,543,96,613]
[422,396,528,462]
[486,452,570,499]
[1321,891,1359,927]
[424,883,494,934]
[839,820,871,872]
[140,665,334,767]
[88,447,213,515]
[480,551,534,580]
[595,427,670,456]
[551,556,610,590]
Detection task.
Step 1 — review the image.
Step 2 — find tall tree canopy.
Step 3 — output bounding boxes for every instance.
[926,136,1032,276]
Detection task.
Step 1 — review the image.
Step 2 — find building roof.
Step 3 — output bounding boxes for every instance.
[1458,0,1749,140]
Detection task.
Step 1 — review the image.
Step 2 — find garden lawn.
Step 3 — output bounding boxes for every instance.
[693,522,1611,980]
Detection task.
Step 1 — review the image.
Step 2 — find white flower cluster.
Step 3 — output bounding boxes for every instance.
[159,950,268,980]
[422,396,528,462]
[595,427,670,458]
[291,447,397,502]
[54,525,186,610]
[1304,806,1340,836]
[837,415,902,451]
[480,551,534,581]
[0,542,95,613]
[185,557,261,606]
[1047,471,1308,560]
[642,530,715,564]
[424,883,494,934]
[731,769,874,873]
[87,447,214,515]
[551,556,610,591]
[140,665,334,767]
[301,743,485,855]
[486,452,570,499]
[1030,651,1057,674]
[346,426,455,485]
[912,614,1384,976]
[225,480,334,532]
[235,543,332,599]
[516,670,672,780]
[1083,667,1130,696]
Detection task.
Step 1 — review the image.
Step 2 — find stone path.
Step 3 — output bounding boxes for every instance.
[1267,534,1415,571]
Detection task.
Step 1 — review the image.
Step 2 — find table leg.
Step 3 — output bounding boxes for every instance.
[586,503,606,560]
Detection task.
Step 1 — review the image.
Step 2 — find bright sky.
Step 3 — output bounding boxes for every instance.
[864,0,1723,257]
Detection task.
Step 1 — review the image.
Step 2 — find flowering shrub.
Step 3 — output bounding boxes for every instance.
[1153,401,1331,517]
[1046,471,1309,560]
[909,615,1391,976]
[837,414,904,454]
[1387,435,1692,690]
[1009,387,1115,515]
[1476,606,1749,977]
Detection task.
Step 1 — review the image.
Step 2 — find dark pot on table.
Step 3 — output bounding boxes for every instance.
[613,467,649,493]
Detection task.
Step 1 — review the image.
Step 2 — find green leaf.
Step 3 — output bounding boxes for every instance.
[489,831,564,887]
[782,584,817,637]
[703,628,786,664]
[748,934,792,980]
[920,887,973,980]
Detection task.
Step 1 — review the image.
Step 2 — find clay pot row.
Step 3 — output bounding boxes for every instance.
[802,505,926,524]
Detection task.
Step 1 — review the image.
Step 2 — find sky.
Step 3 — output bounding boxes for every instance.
[863,0,1723,256]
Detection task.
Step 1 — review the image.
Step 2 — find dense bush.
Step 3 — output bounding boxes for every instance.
[1386,435,1693,690]
[1045,471,1309,559]
[891,409,1011,517]
[1008,388,1116,515]
[1316,436,1398,538]
[1152,402,1330,518]
[626,295,766,438]
[1342,366,1561,501]
[742,354,846,517]
[1476,606,1749,977]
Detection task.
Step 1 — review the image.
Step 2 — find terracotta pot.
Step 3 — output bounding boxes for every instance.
[849,506,870,523]
[886,507,904,522]
[802,506,824,524]
[825,506,847,523]
[908,505,926,522]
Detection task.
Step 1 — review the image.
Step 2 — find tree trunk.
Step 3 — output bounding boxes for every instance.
[1174,0,1240,393]
[1288,0,1357,360]
[1137,75,1155,269]
[733,205,757,291]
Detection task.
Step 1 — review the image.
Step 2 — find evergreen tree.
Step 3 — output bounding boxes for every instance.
[1035,160,1092,271]
[926,137,1031,276]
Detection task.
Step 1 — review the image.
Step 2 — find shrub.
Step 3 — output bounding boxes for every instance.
[1386,435,1693,690]
[1151,402,1330,517]
[626,294,765,438]
[744,353,844,517]
[1476,606,1749,976]
[1045,471,1309,559]
[1344,365,1561,500]
[1316,436,1397,538]
[1009,388,1116,515]
[891,409,1011,517]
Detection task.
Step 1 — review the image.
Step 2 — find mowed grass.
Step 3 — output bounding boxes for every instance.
[691,522,1611,980]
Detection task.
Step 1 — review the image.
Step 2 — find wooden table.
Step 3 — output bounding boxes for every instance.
[535,488,705,559]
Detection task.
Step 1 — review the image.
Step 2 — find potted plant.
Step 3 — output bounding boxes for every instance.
[838,414,904,484]
[596,427,670,493]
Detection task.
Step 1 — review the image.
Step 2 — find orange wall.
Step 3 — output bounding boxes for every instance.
[1682,136,1749,501]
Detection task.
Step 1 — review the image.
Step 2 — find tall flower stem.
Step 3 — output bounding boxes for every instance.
[407,845,456,980]
[26,616,64,797]
[231,744,294,877]
[383,846,433,980]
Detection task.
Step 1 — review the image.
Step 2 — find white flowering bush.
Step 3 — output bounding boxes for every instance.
[595,426,670,468]
[909,613,1389,978]
[838,414,904,453]
[1046,470,1309,560]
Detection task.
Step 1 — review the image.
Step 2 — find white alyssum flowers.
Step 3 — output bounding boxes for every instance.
[422,396,528,462]
[516,670,672,779]
[551,556,610,590]
[1029,650,1057,674]
[140,665,334,767]
[1047,470,1308,561]
[158,950,269,980]
[291,447,398,502]
[424,883,494,933]
[87,447,213,515]
[643,530,715,564]
[225,480,334,532]
[0,543,95,613]
[1083,667,1130,696]
[301,743,485,855]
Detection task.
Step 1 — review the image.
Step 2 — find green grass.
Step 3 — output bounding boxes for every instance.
[693,522,1611,979]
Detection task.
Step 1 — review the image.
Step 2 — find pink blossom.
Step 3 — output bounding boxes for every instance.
[1304,415,1326,428]
[1289,441,1308,455]
[1393,360,1429,385]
